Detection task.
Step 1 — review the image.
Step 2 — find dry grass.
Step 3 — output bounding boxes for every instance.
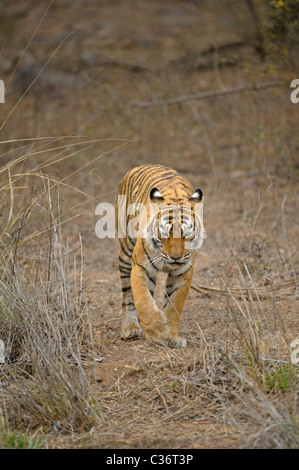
[0,153,104,447]
[0,152,298,448]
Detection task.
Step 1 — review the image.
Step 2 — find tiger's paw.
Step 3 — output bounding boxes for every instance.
[167,336,187,348]
[121,325,143,341]
[143,319,171,346]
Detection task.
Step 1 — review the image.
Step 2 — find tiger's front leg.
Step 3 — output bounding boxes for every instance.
[163,266,194,348]
[131,263,170,345]
[119,250,143,341]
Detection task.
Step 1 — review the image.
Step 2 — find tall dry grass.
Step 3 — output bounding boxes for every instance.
[0,146,298,448]
[0,146,106,446]
[191,255,299,448]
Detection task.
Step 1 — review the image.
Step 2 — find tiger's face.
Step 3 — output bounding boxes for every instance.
[146,187,204,268]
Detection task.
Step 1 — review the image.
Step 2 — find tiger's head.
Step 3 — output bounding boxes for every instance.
[143,186,205,268]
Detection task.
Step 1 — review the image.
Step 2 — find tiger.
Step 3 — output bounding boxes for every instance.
[116,164,205,348]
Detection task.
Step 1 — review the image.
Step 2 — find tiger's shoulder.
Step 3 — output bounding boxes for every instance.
[118,164,194,204]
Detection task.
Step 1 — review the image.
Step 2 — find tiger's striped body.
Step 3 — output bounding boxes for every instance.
[116,164,204,347]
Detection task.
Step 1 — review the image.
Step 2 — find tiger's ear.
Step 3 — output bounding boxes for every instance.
[189,189,203,202]
[150,187,164,202]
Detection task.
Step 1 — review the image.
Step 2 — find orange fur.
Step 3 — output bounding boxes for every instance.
[116,164,204,347]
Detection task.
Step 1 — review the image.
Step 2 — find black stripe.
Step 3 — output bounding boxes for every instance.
[176,181,192,192]
[119,256,131,267]
[142,240,158,270]
[119,264,131,272]
[120,243,132,259]
[128,235,136,248]
[122,286,131,292]
[152,238,159,248]
[135,168,166,197]
[122,301,135,307]
[135,261,156,286]
[162,217,173,223]
[132,167,156,193]
[156,170,176,180]
[166,283,174,288]
[131,166,151,187]
[120,274,131,279]
[144,269,156,287]
[119,266,131,274]
[172,264,192,276]
[151,175,174,193]
[124,237,135,254]
[166,286,179,296]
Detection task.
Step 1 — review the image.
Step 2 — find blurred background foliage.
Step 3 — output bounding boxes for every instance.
[249,0,299,64]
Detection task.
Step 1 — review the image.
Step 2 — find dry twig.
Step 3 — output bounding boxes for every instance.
[191,279,296,299]
[133,81,285,108]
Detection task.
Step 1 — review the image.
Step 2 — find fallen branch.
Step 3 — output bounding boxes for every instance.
[191,278,296,299]
[133,80,285,108]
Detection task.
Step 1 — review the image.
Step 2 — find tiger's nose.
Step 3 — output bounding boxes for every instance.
[170,255,182,261]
